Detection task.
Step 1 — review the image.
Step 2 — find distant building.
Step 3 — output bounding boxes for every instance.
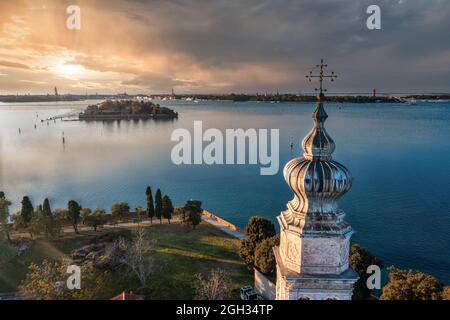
[54,87,58,96]
[372,88,376,97]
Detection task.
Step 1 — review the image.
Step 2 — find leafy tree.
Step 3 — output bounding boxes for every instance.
[443,287,450,300]
[134,205,144,223]
[162,195,174,224]
[80,208,91,225]
[21,196,34,225]
[349,244,383,300]
[182,200,202,229]
[86,208,106,232]
[27,207,60,238]
[47,215,61,238]
[381,266,443,300]
[27,208,44,238]
[155,189,163,224]
[67,200,82,234]
[194,268,232,300]
[111,202,130,222]
[54,208,69,221]
[42,198,52,217]
[239,216,276,271]
[146,186,155,224]
[254,235,280,275]
[12,212,26,231]
[0,192,12,242]
[19,259,108,300]
[173,207,184,217]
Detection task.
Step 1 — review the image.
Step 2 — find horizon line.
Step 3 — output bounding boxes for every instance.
[1,91,450,96]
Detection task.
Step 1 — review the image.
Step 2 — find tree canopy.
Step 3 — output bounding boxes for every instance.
[381,266,443,300]
[111,202,130,222]
[239,216,276,271]
[21,196,34,225]
[254,235,280,275]
[181,200,202,229]
[349,244,383,300]
[68,200,82,234]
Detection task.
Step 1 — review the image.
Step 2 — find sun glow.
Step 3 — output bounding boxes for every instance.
[55,63,85,79]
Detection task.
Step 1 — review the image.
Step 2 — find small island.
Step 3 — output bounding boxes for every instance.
[79,99,178,121]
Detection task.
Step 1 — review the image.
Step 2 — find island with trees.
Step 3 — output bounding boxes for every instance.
[79,100,178,121]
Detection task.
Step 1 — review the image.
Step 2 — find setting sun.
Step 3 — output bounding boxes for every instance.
[55,63,85,79]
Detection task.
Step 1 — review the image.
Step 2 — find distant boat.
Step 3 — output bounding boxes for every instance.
[408,98,417,105]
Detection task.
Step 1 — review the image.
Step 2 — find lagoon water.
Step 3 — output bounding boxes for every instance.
[0,99,449,283]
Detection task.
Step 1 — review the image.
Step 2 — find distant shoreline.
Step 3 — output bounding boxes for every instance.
[1,93,449,104]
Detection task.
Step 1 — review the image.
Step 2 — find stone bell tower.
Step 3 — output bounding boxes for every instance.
[274,60,358,300]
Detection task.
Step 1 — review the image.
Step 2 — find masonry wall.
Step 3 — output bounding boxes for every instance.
[254,269,276,300]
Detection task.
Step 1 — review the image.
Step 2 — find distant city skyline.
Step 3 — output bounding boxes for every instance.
[0,0,449,95]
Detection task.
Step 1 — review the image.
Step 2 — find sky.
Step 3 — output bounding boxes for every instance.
[0,0,449,94]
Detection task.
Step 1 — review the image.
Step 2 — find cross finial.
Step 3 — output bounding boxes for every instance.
[305,59,337,101]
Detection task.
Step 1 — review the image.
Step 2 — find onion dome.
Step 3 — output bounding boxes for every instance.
[302,103,335,160]
[283,102,352,215]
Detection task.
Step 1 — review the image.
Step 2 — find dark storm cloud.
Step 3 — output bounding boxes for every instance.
[115,0,450,92]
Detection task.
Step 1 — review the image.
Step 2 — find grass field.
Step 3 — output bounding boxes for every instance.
[0,222,252,299]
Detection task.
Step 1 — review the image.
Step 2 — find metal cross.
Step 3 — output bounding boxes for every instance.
[305,59,337,98]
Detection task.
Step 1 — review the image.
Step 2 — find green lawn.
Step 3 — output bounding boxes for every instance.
[0,222,252,299]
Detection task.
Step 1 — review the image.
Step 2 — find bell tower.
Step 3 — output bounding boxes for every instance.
[274,60,358,300]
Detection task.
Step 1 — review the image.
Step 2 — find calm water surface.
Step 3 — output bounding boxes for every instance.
[0,99,449,283]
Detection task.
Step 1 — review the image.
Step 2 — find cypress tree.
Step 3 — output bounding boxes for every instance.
[43,198,52,217]
[155,188,163,224]
[146,186,155,223]
[21,196,34,224]
[162,195,174,224]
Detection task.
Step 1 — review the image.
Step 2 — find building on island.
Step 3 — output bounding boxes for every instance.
[272,60,358,300]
